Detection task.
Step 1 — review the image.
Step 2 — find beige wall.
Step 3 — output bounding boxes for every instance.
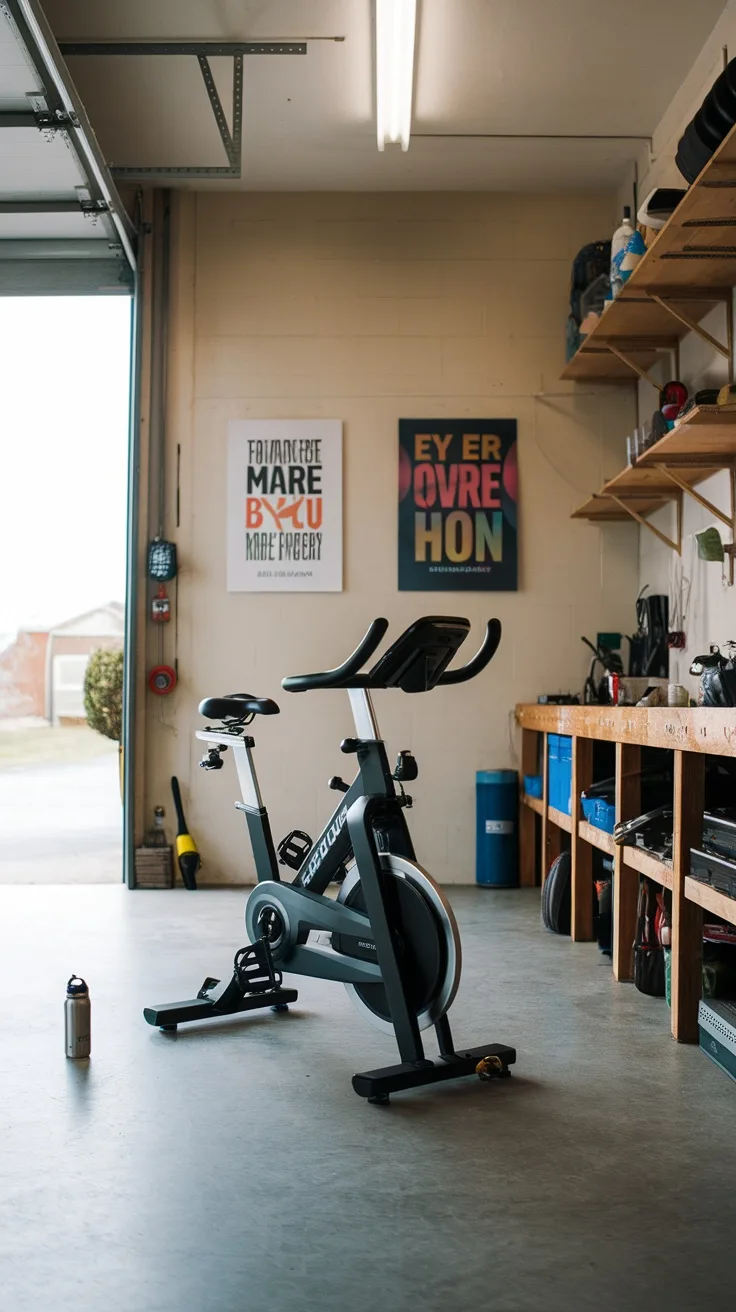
[145,190,639,884]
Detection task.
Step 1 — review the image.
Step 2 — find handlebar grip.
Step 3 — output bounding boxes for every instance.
[282,618,389,692]
[438,619,502,685]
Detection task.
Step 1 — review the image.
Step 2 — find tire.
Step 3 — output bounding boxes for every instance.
[541,851,571,935]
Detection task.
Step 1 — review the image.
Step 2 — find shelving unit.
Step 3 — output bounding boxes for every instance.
[562,120,736,388]
[578,819,614,856]
[571,407,736,550]
[517,703,736,1044]
[523,793,544,817]
[685,875,736,923]
[564,118,736,548]
[623,845,674,890]
[548,805,572,833]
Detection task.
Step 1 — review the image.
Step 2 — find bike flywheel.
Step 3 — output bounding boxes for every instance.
[335,854,461,1034]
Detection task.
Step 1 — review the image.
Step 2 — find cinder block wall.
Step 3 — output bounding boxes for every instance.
[147,191,639,884]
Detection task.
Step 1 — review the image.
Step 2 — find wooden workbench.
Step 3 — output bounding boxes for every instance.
[516,703,736,1043]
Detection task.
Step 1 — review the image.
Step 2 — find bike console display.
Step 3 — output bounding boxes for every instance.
[282,615,502,695]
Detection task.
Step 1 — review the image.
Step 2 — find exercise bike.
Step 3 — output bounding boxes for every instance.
[144,615,516,1103]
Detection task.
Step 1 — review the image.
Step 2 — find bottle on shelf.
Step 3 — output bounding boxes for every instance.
[610,206,635,299]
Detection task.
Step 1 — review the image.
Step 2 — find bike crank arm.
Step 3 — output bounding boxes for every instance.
[245,882,382,985]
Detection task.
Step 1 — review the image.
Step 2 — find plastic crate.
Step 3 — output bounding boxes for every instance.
[523,773,543,798]
[548,734,572,814]
[581,796,616,834]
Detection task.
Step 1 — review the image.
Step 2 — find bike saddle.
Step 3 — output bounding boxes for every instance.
[198,694,280,720]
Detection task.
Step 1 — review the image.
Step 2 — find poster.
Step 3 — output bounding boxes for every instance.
[227,419,342,592]
[398,419,518,591]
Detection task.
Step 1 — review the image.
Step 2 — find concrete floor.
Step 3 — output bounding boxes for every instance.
[1,885,734,1312]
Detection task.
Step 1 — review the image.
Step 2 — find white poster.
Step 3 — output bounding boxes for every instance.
[227,419,343,592]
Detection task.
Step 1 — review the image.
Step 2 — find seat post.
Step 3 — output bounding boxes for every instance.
[348,688,380,740]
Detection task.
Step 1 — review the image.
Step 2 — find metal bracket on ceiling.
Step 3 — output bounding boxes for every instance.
[2,0,136,269]
[57,39,307,180]
[608,491,683,554]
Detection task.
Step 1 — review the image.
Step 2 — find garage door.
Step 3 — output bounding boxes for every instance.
[0,0,134,294]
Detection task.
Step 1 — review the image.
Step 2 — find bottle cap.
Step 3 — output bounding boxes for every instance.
[66,976,88,996]
[623,206,631,219]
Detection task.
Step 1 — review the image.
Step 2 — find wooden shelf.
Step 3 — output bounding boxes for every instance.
[578,820,615,856]
[571,493,668,521]
[572,407,736,527]
[516,703,736,758]
[562,117,736,385]
[523,793,544,816]
[548,805,572,833]
[602,460,714,499]
[518,708,720,1046]
[685,876,736,925]
[623,845,674,889]
[637,405,736,465]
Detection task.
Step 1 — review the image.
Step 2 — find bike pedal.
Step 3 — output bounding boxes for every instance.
[277,829,312,870]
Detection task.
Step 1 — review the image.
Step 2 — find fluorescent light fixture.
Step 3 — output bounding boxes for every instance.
[376,0,417,151]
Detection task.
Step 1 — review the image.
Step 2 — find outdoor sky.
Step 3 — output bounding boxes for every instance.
[0,296,131,639]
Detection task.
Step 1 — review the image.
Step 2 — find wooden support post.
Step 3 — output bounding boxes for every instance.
[519,728,538,887]
[613,742,641,981]
[671,751,705,1042]
[571,736,594,941]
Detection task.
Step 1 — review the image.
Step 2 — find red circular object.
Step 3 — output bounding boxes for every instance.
[398,446,412,502]
[148,665,177,695]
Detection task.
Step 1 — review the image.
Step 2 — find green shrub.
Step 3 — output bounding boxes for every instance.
[84,647,123,741]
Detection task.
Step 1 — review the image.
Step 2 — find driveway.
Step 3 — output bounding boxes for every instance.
[0,753,122,883]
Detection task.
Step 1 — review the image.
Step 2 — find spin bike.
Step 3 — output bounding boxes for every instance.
[144,616,517,1103]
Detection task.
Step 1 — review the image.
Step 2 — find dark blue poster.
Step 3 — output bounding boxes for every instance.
[398,419,518,591]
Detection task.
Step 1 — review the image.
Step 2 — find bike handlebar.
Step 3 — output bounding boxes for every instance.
[438,619,502,685]
[282,618,389,692]
[282,615,500,693]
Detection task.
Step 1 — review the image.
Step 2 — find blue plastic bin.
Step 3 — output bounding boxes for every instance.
[476,770,518,887]
[581,796,616,834]
[523,773,543,798]
[548,734,572,815]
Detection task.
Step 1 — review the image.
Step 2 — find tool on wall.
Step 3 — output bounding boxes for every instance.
[629,589,669,679]
[171,775,200,890]
[147,537,179,707]
[151,583,171,623]
[581,635,624,704]
[148,665,177,695]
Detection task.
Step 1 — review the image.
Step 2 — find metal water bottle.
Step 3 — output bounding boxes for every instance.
[64,976,91,1058]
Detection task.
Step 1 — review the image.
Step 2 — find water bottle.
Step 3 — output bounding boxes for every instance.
[65,976,91,1058]
[610,206,634,299]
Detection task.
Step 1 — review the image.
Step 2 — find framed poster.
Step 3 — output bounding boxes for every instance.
[398,419,518,591]
[227,419,343,592]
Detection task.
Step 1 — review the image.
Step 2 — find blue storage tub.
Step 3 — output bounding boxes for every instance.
[581,796,616,834]
[523,773,543,798]
[476,770,518,887]
[547,734,572,815]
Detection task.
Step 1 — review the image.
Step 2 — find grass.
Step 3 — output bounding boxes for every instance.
[0,723,118,770]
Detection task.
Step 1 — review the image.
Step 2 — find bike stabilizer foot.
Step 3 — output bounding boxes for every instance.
[352,1042,516,1102]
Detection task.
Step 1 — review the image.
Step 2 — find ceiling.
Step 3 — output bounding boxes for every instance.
[38,0,730,191]
[0,0,134,291]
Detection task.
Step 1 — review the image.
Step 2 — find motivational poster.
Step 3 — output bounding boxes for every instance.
[398,419,518,591]
[227,419,342,591]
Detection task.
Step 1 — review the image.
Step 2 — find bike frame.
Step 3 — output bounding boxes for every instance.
[195,689,415,890]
